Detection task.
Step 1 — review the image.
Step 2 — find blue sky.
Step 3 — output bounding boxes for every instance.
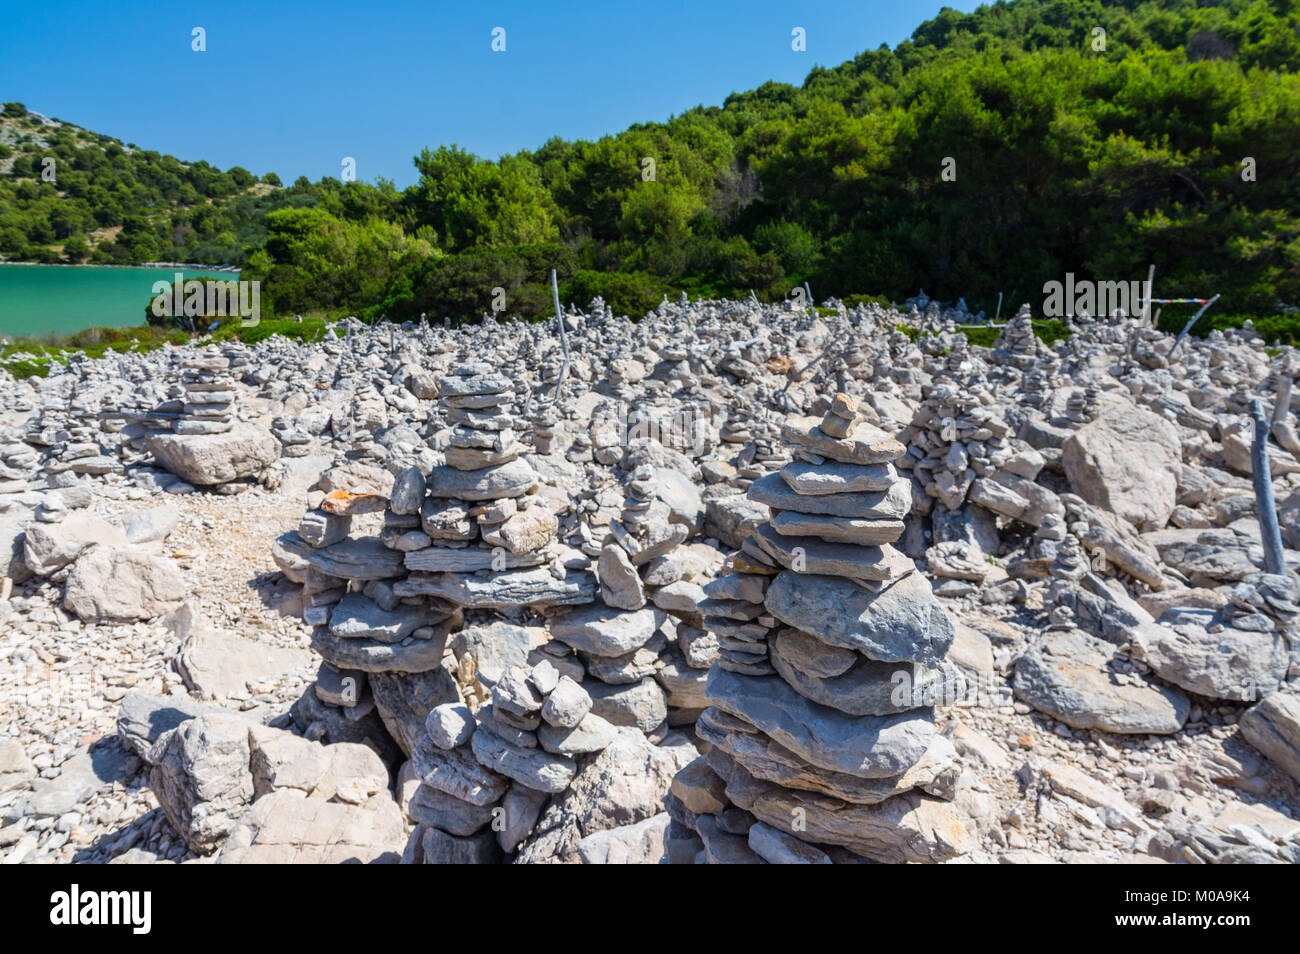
[0,0,973,187]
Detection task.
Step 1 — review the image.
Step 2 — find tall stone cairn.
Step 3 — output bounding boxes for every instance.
[667,392,974,863]
[176,350,236,435]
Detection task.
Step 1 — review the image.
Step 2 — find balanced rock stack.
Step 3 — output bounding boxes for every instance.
[175,351,236,435]
[406,656,618,863]
[669,393,973,863]
[992,305,1043,371]
[276,362,579,762]
[144,348,279,490]
[397,363,580,610]
[899,378,1013,512]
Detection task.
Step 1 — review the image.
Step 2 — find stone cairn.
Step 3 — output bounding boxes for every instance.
[175,350,236,436]
[666,393,973,863]
[899,378,1013,512]
[280,362,709,862]
[278,363,573,759]
[992,304,1043,372]
[409,653,617,863]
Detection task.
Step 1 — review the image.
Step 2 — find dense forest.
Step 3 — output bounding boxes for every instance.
[4,0,1299,332]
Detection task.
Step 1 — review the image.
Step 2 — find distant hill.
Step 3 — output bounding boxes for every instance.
[0,103,296,266]
[6,0,1300,338]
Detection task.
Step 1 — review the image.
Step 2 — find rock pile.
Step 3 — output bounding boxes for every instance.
[6,292,1300,866]
[175,351,236,436]
[405,656,619,862]
[669,393,974,863]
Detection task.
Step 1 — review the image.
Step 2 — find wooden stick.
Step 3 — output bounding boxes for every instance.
[1142,264,1155,327]
[549,269,570,405]
[1250,397,1287,575]
[1273,375,1293,426]
[1168,294,1220,358]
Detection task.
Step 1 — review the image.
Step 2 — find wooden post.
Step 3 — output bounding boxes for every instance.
[1250,397,1287,575]
[1273,374,1292,426]
[1141,264,1155,327]
[550,269,570,405]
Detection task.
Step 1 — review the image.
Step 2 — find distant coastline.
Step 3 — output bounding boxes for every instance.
[0,260,240,273]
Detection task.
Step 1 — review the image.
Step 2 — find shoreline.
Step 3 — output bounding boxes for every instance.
[0,260,240,272]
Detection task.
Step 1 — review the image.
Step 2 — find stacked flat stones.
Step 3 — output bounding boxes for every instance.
[667,394,973,863]
[176,352,236,435]
[992,305,1043,371]
[282,493,463,762]
[397,364,576,610]
[408,656,617,863]
[278,363,585,763]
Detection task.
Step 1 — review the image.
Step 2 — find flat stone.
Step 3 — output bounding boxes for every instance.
[538,712,618,755]
[764,570,954,667]
[395,568,596,608]
[767,627,858,678]
[705,667,939,779]
[438,372,512,397]
[753,523,912,581]
[277,532,405,581]
[329,593,429,642]
[712,751,971,863]
[750,472,911,519]
[403,546,545,573]
[769,510,905,546]
[471,722,576,793]
[780,459,899,495]
[310,613,458,674]
[698,708,957,805]
[781,417,906,466]
[1013,630,1189,734]
[549,603,666,657]
[768,627,962,716]
[428,458,538,501]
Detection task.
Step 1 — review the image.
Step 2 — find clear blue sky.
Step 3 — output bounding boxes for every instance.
[0,0,973,187]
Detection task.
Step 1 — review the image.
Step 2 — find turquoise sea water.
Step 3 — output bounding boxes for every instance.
[0,264,240,338]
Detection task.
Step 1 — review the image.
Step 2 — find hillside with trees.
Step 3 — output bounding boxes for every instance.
[6,0,1300,336]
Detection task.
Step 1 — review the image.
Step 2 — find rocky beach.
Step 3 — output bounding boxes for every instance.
[1,294,1298,865]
